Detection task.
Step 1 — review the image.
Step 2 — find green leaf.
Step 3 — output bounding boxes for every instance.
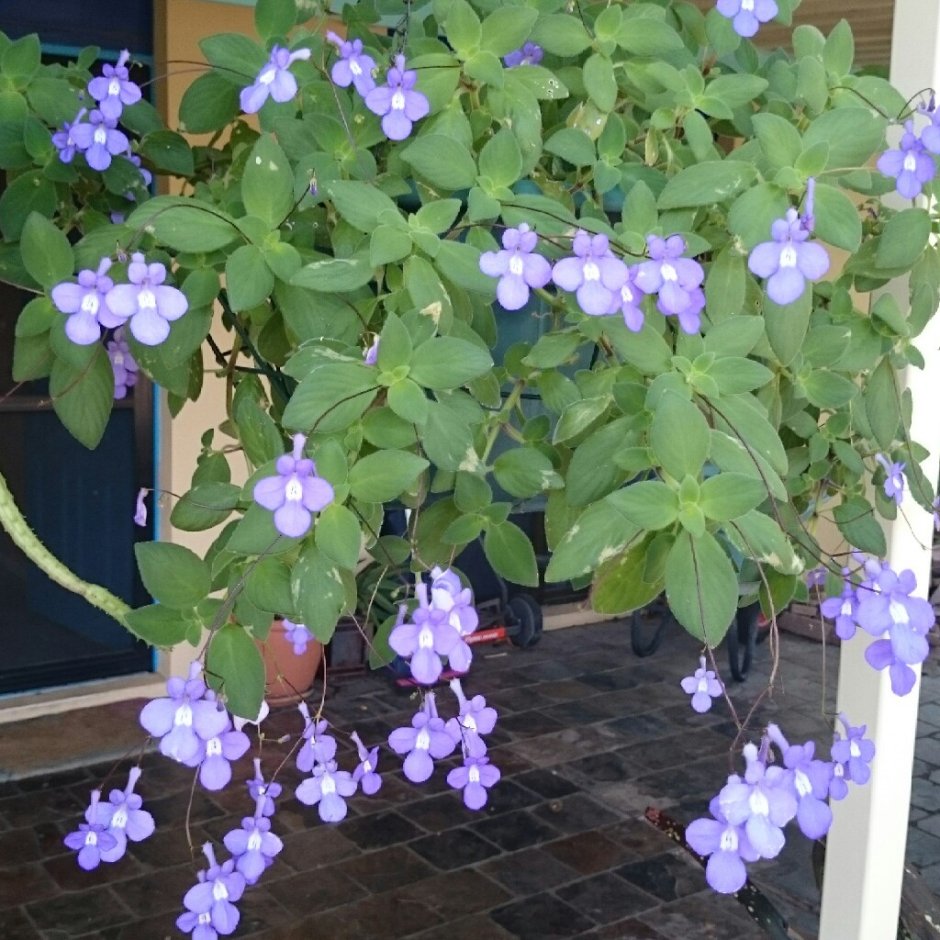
[615,17,684,56]
[553,396,610,444]
[371,225,413,266]
[316,503,362,570]
[127,197,240,252]
[323,181,402,231]
[813,182,861,252]
[752,113,803,170]
[125,605,194,647]
[2,34,40,83]
[410,337,493,389]
[480,7,539,56]
[207,624,266,720]
[0,170,56,240]
[446,0,482,54]
[522,332,581,369]
[242,134,294,228]
[484,521,538,587]
[348,450,429,502]
[171,483,241,531]
[763,286,812,367]
[802,369,858,409]
[583,53,617,112]
[706,356,772,395]
[699,473,766,521]
[665,531,738,646]
[377,313,413,371]
[49,347,113,449]
[802,108,886,170]
[414,199,462,234]
[282,363,378,433]
[833,496,887,556]
[530,14,592,56]
[544,128,595,167]
[658,161,757,209]
[135,542,211,609]
[478,129,523,187]
[245,557,293,616]
[139,130,195,177]
[727,510,802,575]
[255,0,297,39]
[592,539,663,614]
[728,182,791,249]
[546,500,641,582]
[606,481,679,530]
[388,379,430,424]
[865,358,900,450]
[565,417,632,507]
[713,395,788,475]
[650,393,709,480]
[179,71,240,133]
[401,135,477,190]
[226,244,274,311]
[200,33,267,83]
[876,209,931,270]
[20,212,73,289]
[493,447,560,499]
[291,254,374,292]
[705,249,746,323]
[291,544,347,640]
[226,503,299,556]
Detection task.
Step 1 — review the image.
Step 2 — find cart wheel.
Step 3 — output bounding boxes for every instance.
[507,594,543,648]
[630,599,672,658]
[727,603,759,682]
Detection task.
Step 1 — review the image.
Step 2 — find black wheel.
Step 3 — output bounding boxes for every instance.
[507,593,543,648]
[727,602,759,682]
[630,598,672,658]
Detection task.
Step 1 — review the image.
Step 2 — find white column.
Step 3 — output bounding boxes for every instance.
[819,5,940,936]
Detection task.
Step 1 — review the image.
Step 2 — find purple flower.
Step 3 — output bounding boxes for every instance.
[177,844,245,939]
[875,453,906,505]
[686,797,760,894]
[805,566,827,589]
[364,54,430,141]
[51,258,121,345]
[747,208,830,305]
[430,567,479,636]
[87,50,142,122]
[70,109,129,171]
[224,805,283,884]
[296,703,338,773]
[716,0,778,38]
[607,268,646,331]
[351,730,383,796]
[108,327,139,399]
[139,662,229,764]
[830,714,876,800]
[717,741,797,860]
[282,618,314,655]
[189,723,251,791]
[445,678,497,758]
[634,235,705,332]
[92,767,156,863]
[133,487,148,527]
[921,105,940,154]
[820,569,859,640]
[447,755,501,810]
[503,43,544,68]
[552,230,628,316]
[479,224,552,311]
[246,758,282,817]
[364,335,380,365]
[252,433,334,539]
[767,725,833,840]
[240,45,312,113]
[106,252,189,346]
[325,31,377,96]
[388,693,456,784]
[51,108,87,163]
[680,656,724,714]
[296,760,357,822]
[125,153,152,195]
[64,791,118,871]
[877,122,937,199]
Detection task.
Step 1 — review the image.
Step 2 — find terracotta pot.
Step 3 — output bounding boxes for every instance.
[258,620,323,705]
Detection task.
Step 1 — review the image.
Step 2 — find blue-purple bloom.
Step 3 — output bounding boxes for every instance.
[325,31,377,97]
[634,235,705,332]
[133,487,148,527]
[69,109,129,171]
[445,678,497,758]
[106,252,189,346]
[388,693,456,784]
[767,725,833,840]
[51,258,120,345]
[479,224,552,311]
[829,714,876,800]
[552,230,629,316]
[64,791,118,871]
[246,758,282,817]
[224,801,283,884]
[716,0,778,38]
[240,45,312,113]
[282,618,314,655]
[748,207,830,305]
[92,767,155,863]
[364,54,430,141]
[51,108,87,163]
[875,453,906,505]
[430,567,479,637]
[351,730,383,796]
[607,267,647,331]
[503,43,544,68]
[820,568,860,640]
[189,722,251,791]
[252,433,334,539]
[680,656,723,714]
[177,843,245,939]
[877,122,937,199]
[108,327,139,399]
[686,796,759,894]
[87,50,141,122]
[364,335,380,365]
[447,756,501,810]
[296,703,338,773]
[296,759,357,822]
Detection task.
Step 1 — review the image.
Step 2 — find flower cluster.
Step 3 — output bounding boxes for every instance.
[878,117,940,199]
[51,253,189,347]
[177,843,245,939]
[820,556,935,695]
[389,567,479,685]
[479,226,706,333]
[687,717,874,893]
[240,45,312,113]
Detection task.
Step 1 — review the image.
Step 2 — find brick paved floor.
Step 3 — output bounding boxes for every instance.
[0,617,938,939]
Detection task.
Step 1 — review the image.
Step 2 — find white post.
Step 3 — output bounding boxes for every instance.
[818,5,940,936]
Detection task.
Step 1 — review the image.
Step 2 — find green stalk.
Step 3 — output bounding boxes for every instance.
[0,469,131,626]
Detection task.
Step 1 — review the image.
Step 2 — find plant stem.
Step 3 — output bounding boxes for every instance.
[0,468,131,625]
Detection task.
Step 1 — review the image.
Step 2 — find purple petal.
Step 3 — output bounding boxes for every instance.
[796,796,832,839]
[403,748,434,783]
[301,476,334,512]
[51,282,85,314]
[154,285,188,321]
[766,268,806,305]
[706,850,748,894]
[552,257,584,291]
[318,792,348,822]
[496,275,530,311]
[273,501,312,537]
[139,697,177,736]
[269,70,298,104]
[382,110,413,141]
[240,83,270,115]
[795,242,830,281]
